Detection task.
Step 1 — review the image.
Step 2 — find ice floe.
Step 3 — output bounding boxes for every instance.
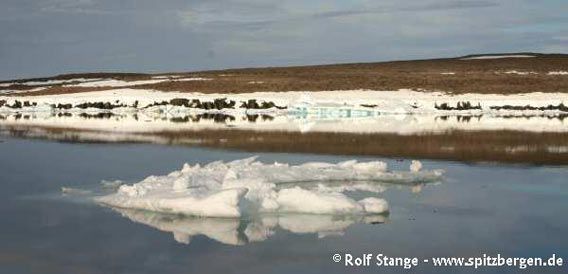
[96,157,443,218]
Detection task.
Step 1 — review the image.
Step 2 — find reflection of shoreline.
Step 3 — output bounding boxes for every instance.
[0,111,567,134]
[110,207,388,245]
[2,123,567,165]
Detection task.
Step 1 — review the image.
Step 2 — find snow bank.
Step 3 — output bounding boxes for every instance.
[96,157,443,217]
[2,88,568,116]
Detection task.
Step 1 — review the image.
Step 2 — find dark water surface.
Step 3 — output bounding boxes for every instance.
[0,137,567,274]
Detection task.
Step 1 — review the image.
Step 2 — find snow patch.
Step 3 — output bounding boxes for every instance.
[461,55,536,60]
[70,79,169,87]
[503,70,537,75]
[0,87,47,95]
[68,77,213,88]
[11,78,103,87]
[548,71,568,75]
[176,77,213,81]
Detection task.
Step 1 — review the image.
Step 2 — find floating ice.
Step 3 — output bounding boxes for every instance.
[96,157,443,217]
[410,160,422,172]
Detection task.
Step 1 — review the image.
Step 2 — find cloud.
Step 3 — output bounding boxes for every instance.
[39,0,105,14]
[177,0,499,29]
[0,0,565,80]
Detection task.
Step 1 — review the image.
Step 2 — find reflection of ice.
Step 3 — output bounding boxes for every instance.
[112,208,244,245]
[112,207,388,245]
[0,111,566,137]
[96,157,443,218]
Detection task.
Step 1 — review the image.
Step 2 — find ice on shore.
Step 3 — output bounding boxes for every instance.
[2,89,568,118]
[96,157,443,218]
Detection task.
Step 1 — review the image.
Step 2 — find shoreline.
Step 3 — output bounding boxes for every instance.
[2,88,568,115]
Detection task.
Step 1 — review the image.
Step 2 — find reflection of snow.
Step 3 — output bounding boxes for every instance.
[114,208,244,245]
[96,157,443,217]
[1,111,566,136]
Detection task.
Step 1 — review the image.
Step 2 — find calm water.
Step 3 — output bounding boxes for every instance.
[0,137,567,274]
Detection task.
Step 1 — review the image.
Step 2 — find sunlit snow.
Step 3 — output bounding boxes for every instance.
[96,157,443,217]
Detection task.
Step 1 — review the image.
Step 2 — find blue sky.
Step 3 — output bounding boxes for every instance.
[0,0,566,80]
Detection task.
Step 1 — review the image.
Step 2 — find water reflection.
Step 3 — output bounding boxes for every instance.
[0,111,567,134]
[1,111,567,165]
[111,208,388,246]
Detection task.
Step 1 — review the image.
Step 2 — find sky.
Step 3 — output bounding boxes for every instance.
[0,0,566,80]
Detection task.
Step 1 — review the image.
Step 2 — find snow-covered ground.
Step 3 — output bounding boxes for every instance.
[503,70,538,75]
[0,77,213,92]
[1,89,567,135]
[461,55,536,60]
[67,77,212,88]
[1,78,103,87]
[1,88,567,114]
[96,156,442,218]
[0,87,47,95]
[548,71,568,75]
